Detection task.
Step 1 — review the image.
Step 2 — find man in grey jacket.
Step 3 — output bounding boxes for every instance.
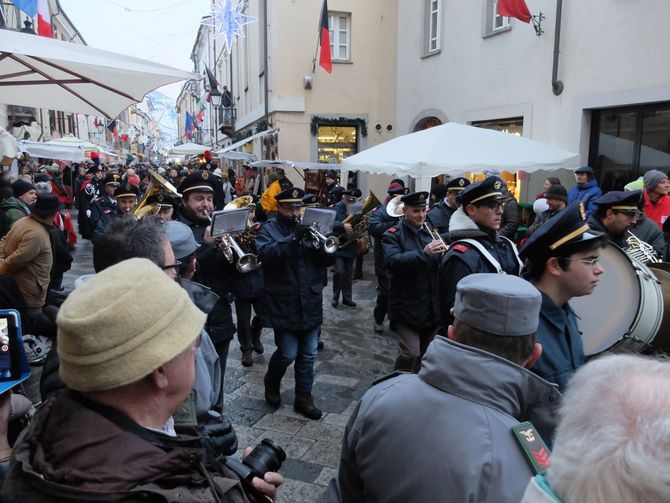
[326,273,561,503]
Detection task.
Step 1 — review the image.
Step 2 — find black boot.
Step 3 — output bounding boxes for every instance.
[264,373,281,409]
[294,393,322,420]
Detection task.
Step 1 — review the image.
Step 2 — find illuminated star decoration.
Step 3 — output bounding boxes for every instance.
[201,0,257,56]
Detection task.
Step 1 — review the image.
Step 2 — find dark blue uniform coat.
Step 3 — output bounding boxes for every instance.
[382,220,440,329]
[530,292,586,392]
[256,213,335,331]
[368,204,398,283]
[333,201,357,259]
[426,200,455,237]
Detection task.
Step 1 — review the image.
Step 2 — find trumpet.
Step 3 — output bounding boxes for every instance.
[423,222,449,254]
[307,223,338,254]
[205,210,259,272]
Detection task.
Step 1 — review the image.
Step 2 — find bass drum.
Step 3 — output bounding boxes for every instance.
[570,243,664,356]
[645,263,670,353]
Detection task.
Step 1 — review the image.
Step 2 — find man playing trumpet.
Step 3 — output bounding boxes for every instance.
[256,188,335,420]
[382,191,445,372]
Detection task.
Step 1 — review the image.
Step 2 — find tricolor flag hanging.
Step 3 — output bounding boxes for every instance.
[318,0,332,73]
[12,0,52,37]
[498,0,532,23]
[195,96,207,123]
[184,112,195,139]
[107,119,118,140]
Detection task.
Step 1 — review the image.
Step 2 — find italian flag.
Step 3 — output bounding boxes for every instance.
[36,0,52,37]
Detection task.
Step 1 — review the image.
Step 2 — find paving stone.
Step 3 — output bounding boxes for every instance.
[276,478,328,503]
[314,467,338,487]
[300,439,341,468]
[297,421,345,442]
[322,413,351,427]
[279,458,324,484]
[253,413,308,434]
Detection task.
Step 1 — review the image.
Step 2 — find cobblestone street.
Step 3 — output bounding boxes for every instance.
[63,237,397,502]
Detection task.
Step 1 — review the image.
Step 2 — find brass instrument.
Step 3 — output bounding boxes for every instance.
[133,170,181,218]
[423,222,448,252]
[220,196,261,273]
[385,195,404,218]
[338,192,381,249]
[308,223,339,254]
[625,231,661,264]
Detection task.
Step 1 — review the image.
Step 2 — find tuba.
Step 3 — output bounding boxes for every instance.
[133,170,181,218]
[385,195,404,218]
[337,192,381,248]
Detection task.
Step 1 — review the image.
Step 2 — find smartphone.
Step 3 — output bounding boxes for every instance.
[0,310,30,391]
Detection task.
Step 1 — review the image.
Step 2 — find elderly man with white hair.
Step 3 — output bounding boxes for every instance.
[522,353,670,503]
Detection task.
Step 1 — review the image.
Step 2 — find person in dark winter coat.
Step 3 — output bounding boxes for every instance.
[368,181,406,332]
[439,177,522,332]
[426,177,470,238]
[567,166,602,217]
[382,191,444,372]
[256,188,335,420]
[331,189,362,308]
[525,184,568,237]
[499,180,520,240]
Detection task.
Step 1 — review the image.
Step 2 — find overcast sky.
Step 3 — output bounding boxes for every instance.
[60,0,211,100]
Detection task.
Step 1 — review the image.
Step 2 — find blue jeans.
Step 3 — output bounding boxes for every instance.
[267,328,319,394]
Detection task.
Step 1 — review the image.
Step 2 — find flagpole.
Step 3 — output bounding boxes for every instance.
[312,0,325,74]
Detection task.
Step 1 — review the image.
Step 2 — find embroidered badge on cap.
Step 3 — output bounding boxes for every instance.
[157,194,164,202]
[512,421,551,475]
[125,184,131,191]
[201,171,209,180]
[493,180,502,190]
[419,194,426,201]
[458,179,465,186]
[292,189,299,198]
[452,244,468,253]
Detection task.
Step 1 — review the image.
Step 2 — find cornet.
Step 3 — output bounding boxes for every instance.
[423,222,448,254]
[205,210,259,272]
[308,223,339,254]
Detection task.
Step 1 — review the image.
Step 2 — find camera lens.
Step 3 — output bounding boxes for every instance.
[243,438,287,477]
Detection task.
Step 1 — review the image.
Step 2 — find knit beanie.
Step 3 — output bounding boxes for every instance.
[544,184,568,203]
[643,170,668,191]
[57,258,206,392]
[12,179,35,198]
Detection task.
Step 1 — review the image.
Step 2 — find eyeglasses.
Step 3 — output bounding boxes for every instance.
[160,260,182,271]
[556,257,600,266]
[614,210,641,218]
[480,201,504,211]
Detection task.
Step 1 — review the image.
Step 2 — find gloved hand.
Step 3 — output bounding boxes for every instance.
[294,224,310,240]
[198,416,238,457]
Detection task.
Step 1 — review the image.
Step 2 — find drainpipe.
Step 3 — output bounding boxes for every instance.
[552,0,564,95]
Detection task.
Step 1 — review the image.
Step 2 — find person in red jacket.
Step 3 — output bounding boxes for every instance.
[642,170,670,229]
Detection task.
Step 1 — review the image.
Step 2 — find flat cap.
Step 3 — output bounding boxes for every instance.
[519,202,603,261]
[387,182,408,196]
[575,166,594,174]
[454,273,542,336]
[275,187,305,206]
[178,170,215,194]
[594,190,642,213]
[114,183,140,199]
[401,191,429,207]
[457,176,506,206]
[446,177,470,191]
[164,220,197,260]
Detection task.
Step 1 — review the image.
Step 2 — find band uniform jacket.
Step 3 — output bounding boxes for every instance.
[88,194,116,232]
[333,201,357,259]
[426,199,456,237]
[327,337,562,503]
[367,204,398,284]
[439,207,521,330]
[256,213,335,331]
[530,291,586,392]
[382,220,440,329]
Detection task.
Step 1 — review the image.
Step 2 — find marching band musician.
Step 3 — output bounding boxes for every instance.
[426,176,470,238]
[368,181,408,333]
[227,199,266,368]
[438,176,522,332]
[382,191,444,372]
[177,170,236,381]
[587,190,642,248]
[519,203,606,392]
[256,187,335,420]
[91,182,140,242]
[332,188,362,308]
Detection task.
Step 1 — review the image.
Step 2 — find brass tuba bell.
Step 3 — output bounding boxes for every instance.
[133,170,181,219]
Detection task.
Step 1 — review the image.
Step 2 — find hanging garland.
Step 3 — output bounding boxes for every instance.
[310,116,367,137]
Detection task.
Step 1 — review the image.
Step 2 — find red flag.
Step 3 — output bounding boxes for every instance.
[498,0,531,23]
[318,0,332,73]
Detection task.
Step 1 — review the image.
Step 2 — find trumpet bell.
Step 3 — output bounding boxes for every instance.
[225,196,254,211]
[237,253,259,273]
[386,195,404,218]
[133,170,181,219]
[323,237,339,254]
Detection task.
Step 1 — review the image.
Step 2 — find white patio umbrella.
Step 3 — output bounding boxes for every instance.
[0,30,198,119]
[341,123,579,180]
[45,135,100,152]
[168,143,211,156]
[19,139,85,162]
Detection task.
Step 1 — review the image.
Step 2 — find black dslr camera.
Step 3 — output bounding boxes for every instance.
[224,438,286,501]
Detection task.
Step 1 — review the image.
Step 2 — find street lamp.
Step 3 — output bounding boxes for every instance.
[209,88,222,146]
